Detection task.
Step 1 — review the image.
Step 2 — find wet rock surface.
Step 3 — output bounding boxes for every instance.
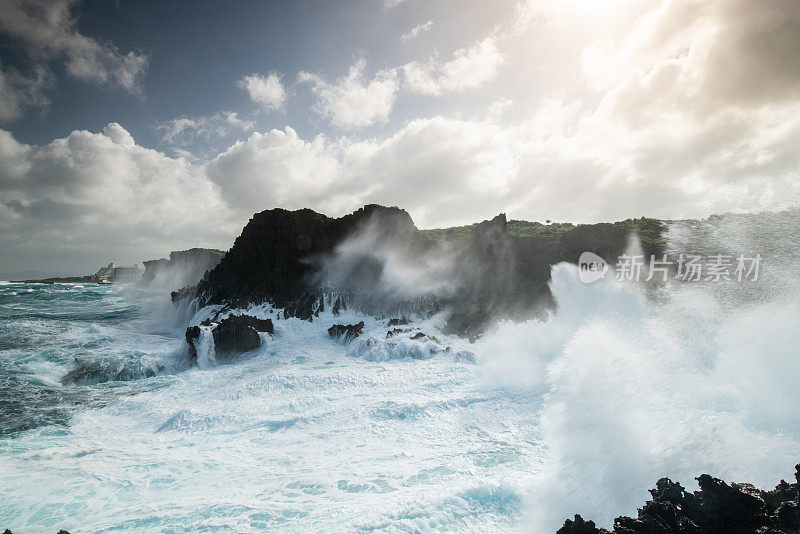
[185,314,273,360]
[328,321,365,342]
[557,464,800,534]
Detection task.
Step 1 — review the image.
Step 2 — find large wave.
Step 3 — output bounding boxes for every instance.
[475,211,800,530]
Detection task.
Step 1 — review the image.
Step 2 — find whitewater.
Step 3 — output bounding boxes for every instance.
[2,217,800,533]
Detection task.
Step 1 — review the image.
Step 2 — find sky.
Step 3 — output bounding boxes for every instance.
[0,0,799,275]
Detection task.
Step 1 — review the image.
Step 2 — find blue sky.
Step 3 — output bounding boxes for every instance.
[2,0,514,152]
[1,0,799,274]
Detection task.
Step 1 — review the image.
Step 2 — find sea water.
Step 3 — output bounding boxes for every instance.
[1,216,799,533]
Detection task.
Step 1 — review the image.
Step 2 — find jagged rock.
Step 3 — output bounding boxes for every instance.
[409,331,439,343]
[558,464,800,534]
[557,515,609,534]
[328,321,365,342]
[387,317,409,326]
[171,284,196,305]
[386,327,408,338]
[185,315,273,360]
[185,325,202,358]
[214,315,273,355]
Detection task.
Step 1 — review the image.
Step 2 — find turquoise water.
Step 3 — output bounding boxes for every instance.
[1,251,799,532]
[0,282,185,437]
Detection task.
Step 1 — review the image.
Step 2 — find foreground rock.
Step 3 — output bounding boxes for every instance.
[328,321,365,342]
[557,464,800,533]
[186,314,273,360]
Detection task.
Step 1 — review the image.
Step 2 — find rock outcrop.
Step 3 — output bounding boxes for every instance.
[328,321,365,342]
[194,205,420,313]
[185,314,273,359]
[557,464,800,534]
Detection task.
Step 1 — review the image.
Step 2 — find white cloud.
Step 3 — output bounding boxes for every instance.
[204,127,343,215]
[383,0,407,10]
[0,0,149,94]
[239,72,286,110]
[0,62,51,121]
[403,36,504,95]
[157,111,255,147]
[401,20,433,41]
[298,58,398,129]
[0,123,235,272]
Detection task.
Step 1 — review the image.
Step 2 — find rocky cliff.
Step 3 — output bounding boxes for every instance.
[141,248,224,291]
[181,204,664,337]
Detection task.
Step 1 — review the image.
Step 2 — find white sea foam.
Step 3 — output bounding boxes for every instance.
[476,260,800,531]
[193,325,217,369]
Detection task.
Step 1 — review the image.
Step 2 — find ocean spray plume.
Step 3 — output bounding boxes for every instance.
[313,210,460,315]
[193,325,217,369]
[474,211,800,531]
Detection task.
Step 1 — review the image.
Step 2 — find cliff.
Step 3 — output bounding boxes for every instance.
[184,204,665,337]
[141,248,224,291]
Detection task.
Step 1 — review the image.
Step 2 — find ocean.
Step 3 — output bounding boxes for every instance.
[1,215,799,533]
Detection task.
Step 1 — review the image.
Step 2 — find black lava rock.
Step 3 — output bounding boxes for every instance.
[328,321,365,342]
[185,314,273,360]
[557,464,800,534]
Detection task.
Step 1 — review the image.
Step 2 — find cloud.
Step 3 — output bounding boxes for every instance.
[0,0,149,94]
[204,126,343,215]
[383,0,407,10]
[298,58,399,129]
[0,123,235,272]
[239,72,286,110]
[0,62,52,121]
[157,111,255,147]
[582,0,800,109]
[401,20,433,41]
[403,36,504,95]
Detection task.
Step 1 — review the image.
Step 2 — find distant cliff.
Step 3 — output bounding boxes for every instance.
[184,205,664,337]
[141,248,224,291]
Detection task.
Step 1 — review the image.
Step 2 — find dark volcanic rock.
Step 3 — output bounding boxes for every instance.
[213,314,273,355]
[328,321,365,342]
[185,325,202,358]
[185,315,273,360]
[557,515,608,534]
[387,317,409,326]
[557,464,800,534]
[194,205,418,312]
[386,327,408,338]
